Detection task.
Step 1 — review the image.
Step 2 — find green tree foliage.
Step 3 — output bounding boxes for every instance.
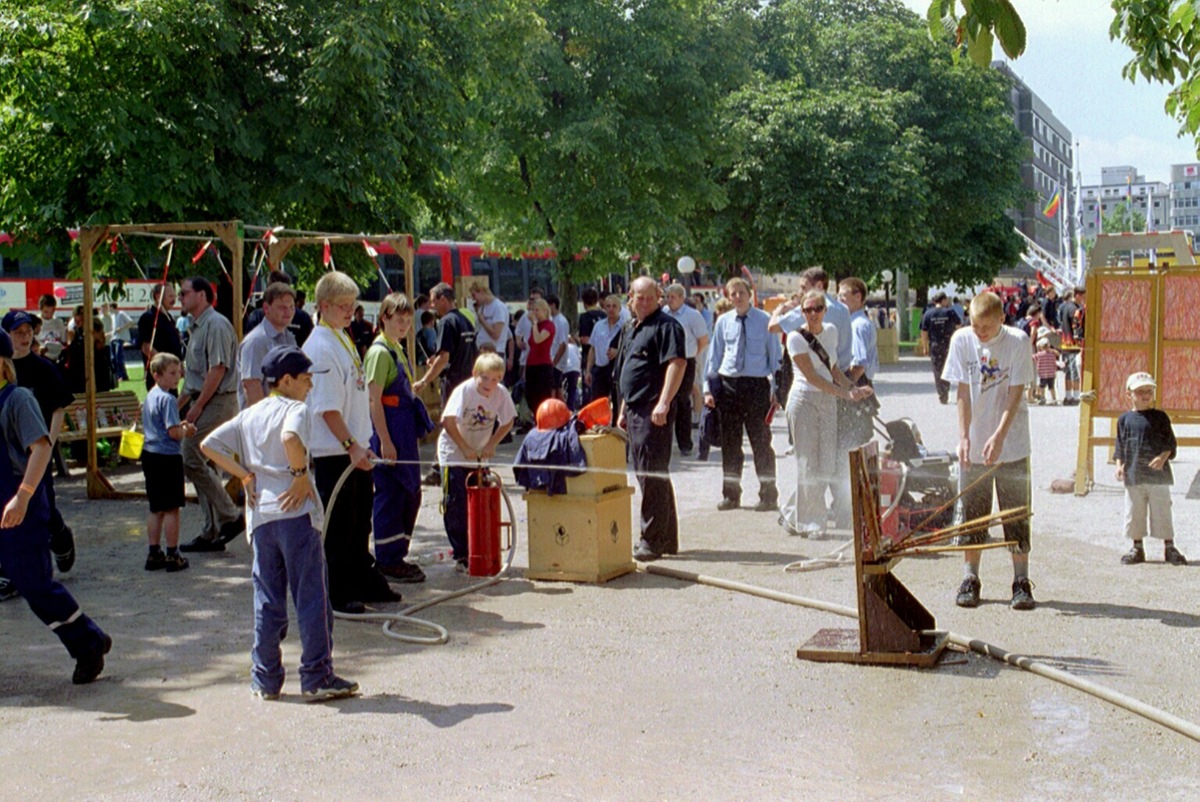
[695,0,1027,288]
[0,0,532,274]
[462,0,755,307]
[1101,201,1147,233]
[923,0,1026,66]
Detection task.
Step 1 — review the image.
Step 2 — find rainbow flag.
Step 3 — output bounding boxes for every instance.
[1043,190,1061,218]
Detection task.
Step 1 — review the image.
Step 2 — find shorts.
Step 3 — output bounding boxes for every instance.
[142,449,185,513]
[1038,377,1055,389]
[1062,352,1080,381]
[956,458,1031,553]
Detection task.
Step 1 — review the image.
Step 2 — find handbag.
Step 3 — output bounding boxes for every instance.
[797,328,881,421]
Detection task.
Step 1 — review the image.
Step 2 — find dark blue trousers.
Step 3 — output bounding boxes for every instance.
[251,515,335,694]
[441,465,470,561]
[0,507,105,660]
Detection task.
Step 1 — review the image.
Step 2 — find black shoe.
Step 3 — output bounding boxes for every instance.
[1165,545,1188,566]
[1010,578,1036,610]
[753,497,778,512]
[423,466,442,486]
[0,575,18,602]
[955,576,981,608]
[144,550,167,571]
[216,515,246,544]
[179,536,225,553]
[717,498,740,511]
[303,675,360,703]
[633,539,661,562]
[379,560,426,583]
[1120,545,1145,565]
[164,553,190,573]
[679,448,693,457]
[73,634,112,685]
[332,599,366,615]
[51,525,76,573]
[362,585,403,603]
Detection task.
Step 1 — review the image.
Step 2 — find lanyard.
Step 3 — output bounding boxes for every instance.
[321,320,363,370]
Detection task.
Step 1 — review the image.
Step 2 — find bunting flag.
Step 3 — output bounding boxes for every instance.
[109,235,120,254]
[191,240,212,264]
[1042,190,1061,218]
[322,238,333,268]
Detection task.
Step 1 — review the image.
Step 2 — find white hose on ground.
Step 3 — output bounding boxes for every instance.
[323,460,519,645]
[644,563,1200,743]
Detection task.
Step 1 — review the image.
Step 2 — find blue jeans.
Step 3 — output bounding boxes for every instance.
[110,340,129,381]
[441,465,470,561]
[251,515,335,694]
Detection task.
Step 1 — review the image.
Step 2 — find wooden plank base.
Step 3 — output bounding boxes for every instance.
[797,627,949,668]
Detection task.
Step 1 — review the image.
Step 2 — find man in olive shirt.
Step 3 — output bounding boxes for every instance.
[178,277,244,552]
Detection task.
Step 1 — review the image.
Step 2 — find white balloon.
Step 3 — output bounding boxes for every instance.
[677,256,696,274]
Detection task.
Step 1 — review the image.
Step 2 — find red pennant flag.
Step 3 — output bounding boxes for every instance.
[323,239,332,267]
[109,236,119,254]
[192,240,212,264]
[362,240,378,258]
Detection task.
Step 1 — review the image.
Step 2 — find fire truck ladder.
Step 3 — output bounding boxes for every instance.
[1014,228,1076,291]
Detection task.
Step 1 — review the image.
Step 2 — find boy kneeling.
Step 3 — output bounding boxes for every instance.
[201,345,358,702]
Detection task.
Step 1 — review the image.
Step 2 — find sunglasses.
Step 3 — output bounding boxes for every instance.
[802,306,825,313]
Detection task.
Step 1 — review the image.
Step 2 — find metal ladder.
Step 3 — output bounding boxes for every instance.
[1014,228,1076,291]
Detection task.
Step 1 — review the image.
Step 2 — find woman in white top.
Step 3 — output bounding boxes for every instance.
[779,289,872,536]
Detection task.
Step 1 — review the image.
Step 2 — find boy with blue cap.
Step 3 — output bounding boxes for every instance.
[201,345,358,702]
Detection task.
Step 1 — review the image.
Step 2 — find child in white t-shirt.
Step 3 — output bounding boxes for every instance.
[563,341,582,411]
[437,352,516,570]
[941,292,1036,611]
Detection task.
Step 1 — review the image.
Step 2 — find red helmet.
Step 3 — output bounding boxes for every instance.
[536,398,571,431]
[577,397,612,429]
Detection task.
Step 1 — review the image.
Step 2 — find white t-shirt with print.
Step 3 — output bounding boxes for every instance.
[303,324,372,457]
[437,377,517,467]
[941,324,1034,463]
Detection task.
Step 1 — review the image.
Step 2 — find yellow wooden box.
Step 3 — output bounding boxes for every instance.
[877,327,899,365]
[524,486,636,583]
[565,433,628,496]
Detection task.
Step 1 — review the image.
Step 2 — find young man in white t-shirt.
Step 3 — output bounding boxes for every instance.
[437,352,516,570]
[470,284,511,359]
[941,292,1036,611]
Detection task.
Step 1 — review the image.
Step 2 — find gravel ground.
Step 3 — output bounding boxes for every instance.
[2,354,1199,801]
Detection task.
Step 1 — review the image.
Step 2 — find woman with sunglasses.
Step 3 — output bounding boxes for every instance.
[779,289,873,537]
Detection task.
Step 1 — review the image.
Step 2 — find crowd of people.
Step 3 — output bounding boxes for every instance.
[10,263,1184,698]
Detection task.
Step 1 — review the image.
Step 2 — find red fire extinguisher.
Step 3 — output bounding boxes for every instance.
[466,468,503,577]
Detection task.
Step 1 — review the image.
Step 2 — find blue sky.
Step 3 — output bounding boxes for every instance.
[899,0,1199,186]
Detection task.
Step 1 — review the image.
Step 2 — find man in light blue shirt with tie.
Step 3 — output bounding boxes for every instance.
[704,277,782,511]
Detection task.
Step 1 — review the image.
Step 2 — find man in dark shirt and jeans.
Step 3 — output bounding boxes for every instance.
[615,277,687,562]
[919,292,960,404]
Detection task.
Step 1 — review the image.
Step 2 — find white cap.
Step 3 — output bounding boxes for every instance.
[1126,372,1156,392]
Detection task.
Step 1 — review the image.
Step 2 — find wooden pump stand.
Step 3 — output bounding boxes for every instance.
[797,442,949,667]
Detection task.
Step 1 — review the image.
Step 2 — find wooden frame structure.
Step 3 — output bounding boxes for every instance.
[78,221,244,499]
[797,443,1026,667]
[1074,258,1200,494]
[265,232,416,361]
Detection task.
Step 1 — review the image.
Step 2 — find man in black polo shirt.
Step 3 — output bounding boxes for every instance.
[615,276,687,562]
[137,283,184,390]
[413,282,478,402]
[919,291,960,404]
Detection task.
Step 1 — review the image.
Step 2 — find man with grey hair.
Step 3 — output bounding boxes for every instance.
[177,276,244,553]
[663,283,709,456]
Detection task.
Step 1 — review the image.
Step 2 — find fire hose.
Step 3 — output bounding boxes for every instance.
[320,459,518,645]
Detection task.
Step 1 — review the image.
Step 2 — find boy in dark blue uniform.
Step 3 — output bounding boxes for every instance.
[0,328,111,683]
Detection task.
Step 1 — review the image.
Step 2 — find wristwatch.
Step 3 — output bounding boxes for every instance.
[288,465,308,477]
[341,437,356,451]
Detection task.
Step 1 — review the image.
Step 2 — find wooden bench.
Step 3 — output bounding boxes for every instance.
[59,390,142,443]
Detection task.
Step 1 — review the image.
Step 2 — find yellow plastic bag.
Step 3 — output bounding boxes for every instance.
[118,427,144,461]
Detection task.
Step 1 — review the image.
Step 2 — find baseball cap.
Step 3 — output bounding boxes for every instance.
[1126,372,1156,392]
[261,345,328,381]
[1,310,34,332]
